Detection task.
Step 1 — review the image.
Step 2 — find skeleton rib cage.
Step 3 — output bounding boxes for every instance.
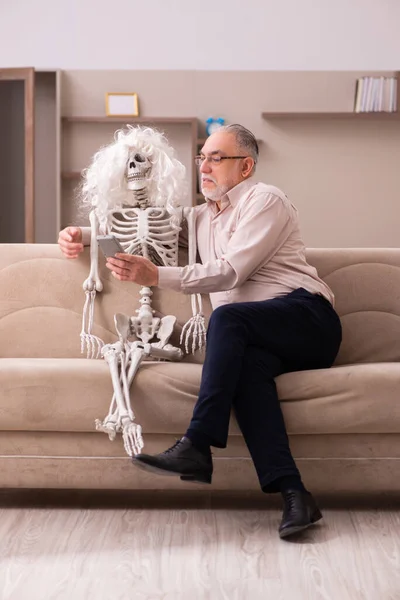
[110,208,179,267]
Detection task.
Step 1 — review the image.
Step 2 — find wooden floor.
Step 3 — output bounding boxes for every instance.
[0,498,399,600]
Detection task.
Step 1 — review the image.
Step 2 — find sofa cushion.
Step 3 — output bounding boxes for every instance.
[0,358,399,436]
[277,363,400,435]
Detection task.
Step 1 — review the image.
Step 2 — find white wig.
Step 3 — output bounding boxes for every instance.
[79,125,187,232]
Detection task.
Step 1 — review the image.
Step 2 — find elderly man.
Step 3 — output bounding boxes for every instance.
[59,124,341,539]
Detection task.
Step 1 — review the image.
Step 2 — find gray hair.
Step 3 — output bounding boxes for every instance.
[220,124,259,169]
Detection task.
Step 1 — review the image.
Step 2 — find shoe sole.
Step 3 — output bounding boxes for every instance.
[279,510,323,539]
[132,458,212,484]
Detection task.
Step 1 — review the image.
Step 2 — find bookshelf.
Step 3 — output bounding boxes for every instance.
[262,111,400,120]
[63,116,197,124]
[262,72,399,119]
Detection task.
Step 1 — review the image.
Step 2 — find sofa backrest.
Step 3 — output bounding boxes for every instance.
[0,244,209,362]
[0,244,399,365]
[307,248,400,365]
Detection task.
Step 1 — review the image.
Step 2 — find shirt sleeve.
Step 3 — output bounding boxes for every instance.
[178,218,189,250]
[81,227,92,245]
[158,192,294,294]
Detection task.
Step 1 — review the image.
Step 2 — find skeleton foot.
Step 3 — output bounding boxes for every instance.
[95,418,118,441]
[122,420,144,456]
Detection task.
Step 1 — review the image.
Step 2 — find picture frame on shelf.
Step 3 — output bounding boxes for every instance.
[105,92,139,117]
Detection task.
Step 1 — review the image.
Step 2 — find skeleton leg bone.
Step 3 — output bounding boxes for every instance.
[95,342,127,438]
[96,340,146,456]
[95,343,141,441]
[95,391,119,440]
[94,317,132,437]
[120,345,147,456]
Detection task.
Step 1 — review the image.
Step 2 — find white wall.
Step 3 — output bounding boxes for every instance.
[1,0,399,70]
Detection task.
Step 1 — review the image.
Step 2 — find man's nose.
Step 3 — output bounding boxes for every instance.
[200,159,211,173]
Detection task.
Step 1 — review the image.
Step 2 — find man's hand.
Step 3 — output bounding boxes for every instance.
[58,227,84,259]
[106,254,159,287]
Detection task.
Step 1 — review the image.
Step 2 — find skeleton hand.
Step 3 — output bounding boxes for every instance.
[106,254,159,286]
[58,227,84,259]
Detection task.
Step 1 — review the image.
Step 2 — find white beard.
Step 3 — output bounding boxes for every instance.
[201,181,229,202]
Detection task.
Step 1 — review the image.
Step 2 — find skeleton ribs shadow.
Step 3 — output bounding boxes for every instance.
[79,126,206,457]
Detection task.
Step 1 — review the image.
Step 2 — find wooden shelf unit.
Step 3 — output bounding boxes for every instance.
[62,116,197,124]
[262,111,400,119]
[262,72,400,119]
[62,171,82,179]
[0,68,61,243]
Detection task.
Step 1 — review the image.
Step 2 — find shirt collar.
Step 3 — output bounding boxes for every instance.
[226,177,256,207]
[206,177,256,214]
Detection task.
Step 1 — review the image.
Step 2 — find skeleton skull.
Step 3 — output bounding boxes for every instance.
[126,151,151,191]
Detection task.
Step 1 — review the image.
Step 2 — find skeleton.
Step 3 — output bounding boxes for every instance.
[79,126,206,457]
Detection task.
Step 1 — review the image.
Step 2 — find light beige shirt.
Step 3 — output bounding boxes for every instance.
[158,179,334,309]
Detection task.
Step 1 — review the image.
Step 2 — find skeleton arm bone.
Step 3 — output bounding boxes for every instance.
[83,211,103,292]
[81,212,104,357]
[179,207,206,353]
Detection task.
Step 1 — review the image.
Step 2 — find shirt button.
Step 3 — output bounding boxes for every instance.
[226,291,231,295]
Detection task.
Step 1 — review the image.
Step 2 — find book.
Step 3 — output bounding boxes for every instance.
[354,76,397,112]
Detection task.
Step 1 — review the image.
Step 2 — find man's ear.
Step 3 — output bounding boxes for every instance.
[242,157,255,178]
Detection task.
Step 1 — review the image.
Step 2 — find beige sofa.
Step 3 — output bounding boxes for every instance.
[1,244,400,496]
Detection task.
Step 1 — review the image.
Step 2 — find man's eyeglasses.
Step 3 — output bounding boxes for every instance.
[194,155,247,166]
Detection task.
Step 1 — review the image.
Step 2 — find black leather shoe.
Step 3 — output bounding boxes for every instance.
[131,436,213,484]
[279,490,323,539]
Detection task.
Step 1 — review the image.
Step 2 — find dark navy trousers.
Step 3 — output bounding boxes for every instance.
[188,288,342,493]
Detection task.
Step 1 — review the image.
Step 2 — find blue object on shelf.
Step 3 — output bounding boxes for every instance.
[205,117,225,136]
